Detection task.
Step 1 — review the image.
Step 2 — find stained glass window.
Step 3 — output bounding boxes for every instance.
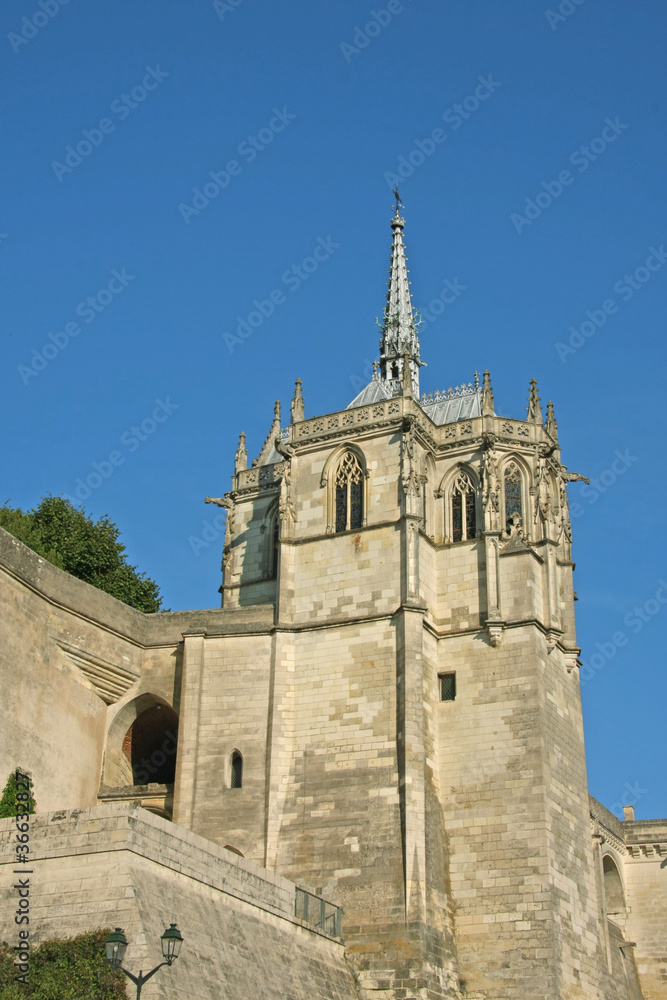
[335,452,364,532]
[452,492,463,542]
[504,463,522,532]
[451,472,476,541]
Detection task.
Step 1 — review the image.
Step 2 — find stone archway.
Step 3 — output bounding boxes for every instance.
[100,694,179,818]
[122,703,179,785]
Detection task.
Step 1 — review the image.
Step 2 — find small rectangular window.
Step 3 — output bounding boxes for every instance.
[439,673,456,702]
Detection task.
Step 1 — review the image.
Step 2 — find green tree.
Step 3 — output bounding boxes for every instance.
[0,496,162,613]
[0,769,36,819]
[0,929,126,999]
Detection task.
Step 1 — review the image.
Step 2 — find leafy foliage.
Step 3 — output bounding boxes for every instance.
[0,929,126,999]
[0,496,162,613]
[0,769,36,819]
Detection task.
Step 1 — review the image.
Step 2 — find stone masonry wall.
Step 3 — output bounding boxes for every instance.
[0,804,361,1000]
[434,624,629,1000]
[0,527,144,812]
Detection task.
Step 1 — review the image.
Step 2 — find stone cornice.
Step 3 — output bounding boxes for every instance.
[625,842,667,859]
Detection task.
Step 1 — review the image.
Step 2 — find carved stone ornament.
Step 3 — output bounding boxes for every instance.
[545,628,562,652]
[291,378,305,423]
[534,460,552,523]
[234,432,248,474]
[279,466,295,526]
[556,468,588,542]
[481,434,499,514]
[401,418,421,498]
[563,649,580,673]
[486,620,505,648]
[503,512,525,546]
[274,435,296,460]
[205,494,235,541]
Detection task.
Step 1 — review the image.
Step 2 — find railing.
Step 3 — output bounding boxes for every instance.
[295,887,342,938]
[420,372,480,404]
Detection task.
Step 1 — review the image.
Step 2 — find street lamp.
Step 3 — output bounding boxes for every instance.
[105,924,184,998]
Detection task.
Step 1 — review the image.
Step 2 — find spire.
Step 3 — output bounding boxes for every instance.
[527,378,542,423]
[234,431,247,473]
[254,401,281,467]
[545,400,558,442]
[481,370,495,417]
[378,193,422,398]
[291,378,304,423]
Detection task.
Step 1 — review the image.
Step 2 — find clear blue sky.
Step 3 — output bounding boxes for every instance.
[2,0,665,820]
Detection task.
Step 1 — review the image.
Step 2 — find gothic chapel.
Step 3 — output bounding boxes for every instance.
[199,199,665,1000]
[0,202,665,1000]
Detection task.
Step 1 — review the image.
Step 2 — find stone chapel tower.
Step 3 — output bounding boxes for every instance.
[191,201,636,1000]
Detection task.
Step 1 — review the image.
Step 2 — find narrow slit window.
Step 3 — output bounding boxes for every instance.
[439,673,456,702]
[231,751,243,788]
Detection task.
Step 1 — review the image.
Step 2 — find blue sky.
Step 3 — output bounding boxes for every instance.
[1,0,665,820]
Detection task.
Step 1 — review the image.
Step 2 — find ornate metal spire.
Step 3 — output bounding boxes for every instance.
[527,378,543,423]
[378,195,422,398]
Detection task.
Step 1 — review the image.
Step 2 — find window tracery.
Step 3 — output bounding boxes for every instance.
[504,462,523,533]
[451,471,476,542]
[335,452,364,532]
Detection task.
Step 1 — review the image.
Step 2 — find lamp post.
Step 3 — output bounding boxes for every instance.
[105,924,183,998]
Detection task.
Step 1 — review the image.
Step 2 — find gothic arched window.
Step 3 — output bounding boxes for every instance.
[335,452,364,532]
[231,751,243,788]
[451,471,476,542]
[504,462,523,533]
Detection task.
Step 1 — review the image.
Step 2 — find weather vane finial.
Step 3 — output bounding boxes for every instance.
[392,185,402,215]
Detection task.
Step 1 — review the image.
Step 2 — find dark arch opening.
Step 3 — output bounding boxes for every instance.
[122,704,179,785]
[231,751,243,788]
